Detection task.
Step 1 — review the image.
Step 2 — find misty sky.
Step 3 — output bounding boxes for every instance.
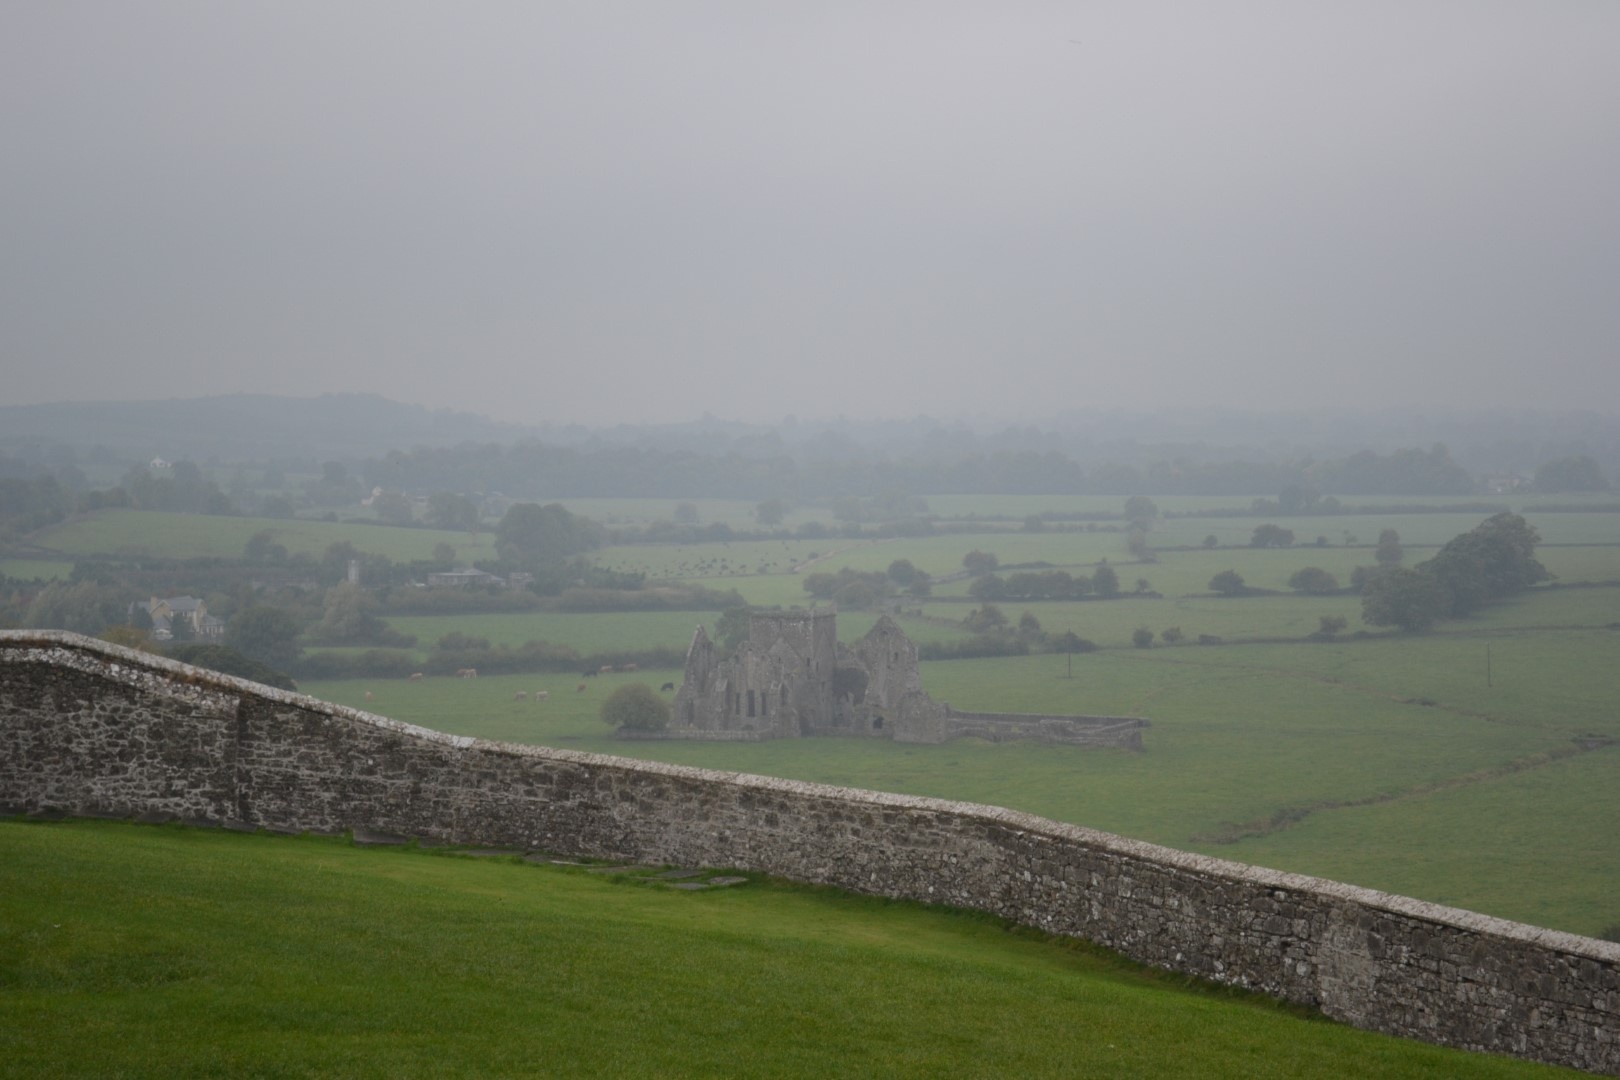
[4,2,1618,426]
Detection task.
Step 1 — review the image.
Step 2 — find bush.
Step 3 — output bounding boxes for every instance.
[1317,615,1349,637]
[166,643,298,691]
[1131,627,1154,649]
[1209,570,1247,596]
[1287,567,1340,595]
[1160,626,1184,644]
[600,683,670,732]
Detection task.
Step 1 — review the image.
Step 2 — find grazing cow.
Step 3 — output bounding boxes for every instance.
[535,691,549,702]
[457,667,478,679]
[513,691,527,701]
[364,691,374,702]
[660,682,675,692]
[408,672,423,681]
[576,683,587,693]
[582,670,596,679]
[598,665,614,675]
[622,663,638,672]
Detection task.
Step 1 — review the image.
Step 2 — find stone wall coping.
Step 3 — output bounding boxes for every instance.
[6,629,1616,967]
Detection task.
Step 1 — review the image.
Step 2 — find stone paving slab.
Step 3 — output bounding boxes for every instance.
[707,876,748,887]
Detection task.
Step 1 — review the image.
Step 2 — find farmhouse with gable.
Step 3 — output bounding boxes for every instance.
[669,610,1147,748]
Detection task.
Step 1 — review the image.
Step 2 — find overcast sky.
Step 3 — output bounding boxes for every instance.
[4,2,1617,426]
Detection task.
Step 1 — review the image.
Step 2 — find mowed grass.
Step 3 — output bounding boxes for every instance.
[0,820,1575,1079]
[30,509,498,563]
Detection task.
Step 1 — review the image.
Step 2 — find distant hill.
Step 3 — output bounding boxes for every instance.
[0,394,526,464]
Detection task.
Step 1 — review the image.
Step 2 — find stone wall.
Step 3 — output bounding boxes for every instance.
[1,631,1615,1075]
[938,708,1148,749]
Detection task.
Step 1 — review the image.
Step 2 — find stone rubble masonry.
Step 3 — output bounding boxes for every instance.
[1,630,1615,1075]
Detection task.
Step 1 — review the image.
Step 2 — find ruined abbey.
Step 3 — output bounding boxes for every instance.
[669,610,1148,747]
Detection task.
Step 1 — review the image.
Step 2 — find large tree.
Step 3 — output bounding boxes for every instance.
[495,502,604,567]
[1360,567,1448,631]
[1421,512,1550,616]
[225,606,303,670]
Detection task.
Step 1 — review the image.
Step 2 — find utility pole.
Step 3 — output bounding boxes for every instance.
[1486,642,1492,688]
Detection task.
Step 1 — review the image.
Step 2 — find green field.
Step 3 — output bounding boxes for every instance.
[0,559,74,583]
[0,820,1573,1079]
[29,509,499,563]
[21,499,1620,946]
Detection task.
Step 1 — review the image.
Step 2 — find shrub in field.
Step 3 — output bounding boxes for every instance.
[1209,570,1247,596]
[1250,524,1295,548]
[1131,627,1154,649]
[1317,615,1348,637]
[1288,567,1340,595]
[1161,627,1184,644]
[600,683,670,732]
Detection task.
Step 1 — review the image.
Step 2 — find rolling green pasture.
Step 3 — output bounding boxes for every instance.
[0,559,73,583]
[30,509,498,563]
[925,595,1364,646]
[0,821,1563,1079]
[593,538,827,580]
[383,610,714,654]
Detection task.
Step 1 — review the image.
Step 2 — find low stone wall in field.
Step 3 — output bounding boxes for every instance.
[1,631,1615,1075]
[938,708,1148,749]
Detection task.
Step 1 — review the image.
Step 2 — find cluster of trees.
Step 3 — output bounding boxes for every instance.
[967,565,1125,602]
[941,604,1098,659]
[1361,514,1550,631]
[351,438,1515,502]
[1532,455,1610,493]
[802,560,931,608]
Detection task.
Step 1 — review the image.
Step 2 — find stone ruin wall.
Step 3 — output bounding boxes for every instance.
[1,632,1615,1075]
[935,709,1148,749]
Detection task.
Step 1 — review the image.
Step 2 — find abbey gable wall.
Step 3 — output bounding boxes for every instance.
[1,632,1616,1075]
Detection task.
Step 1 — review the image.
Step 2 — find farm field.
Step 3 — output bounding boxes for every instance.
[18,496,1620,943]
[27,509,498,564]
[0,559,73,583]
[0,821,1564,1080]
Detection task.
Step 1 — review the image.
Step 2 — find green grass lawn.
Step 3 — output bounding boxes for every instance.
[0,820,1575,1079]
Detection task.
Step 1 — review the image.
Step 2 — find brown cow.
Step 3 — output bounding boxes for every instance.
[535,691,549,702]
[576,682,588,693]
[621,663,638,672]
[598,665,614,675]
[513,691,527,701]
[457,668,478,679]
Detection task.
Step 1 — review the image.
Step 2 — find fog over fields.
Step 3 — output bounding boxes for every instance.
[4,2,1618,426]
